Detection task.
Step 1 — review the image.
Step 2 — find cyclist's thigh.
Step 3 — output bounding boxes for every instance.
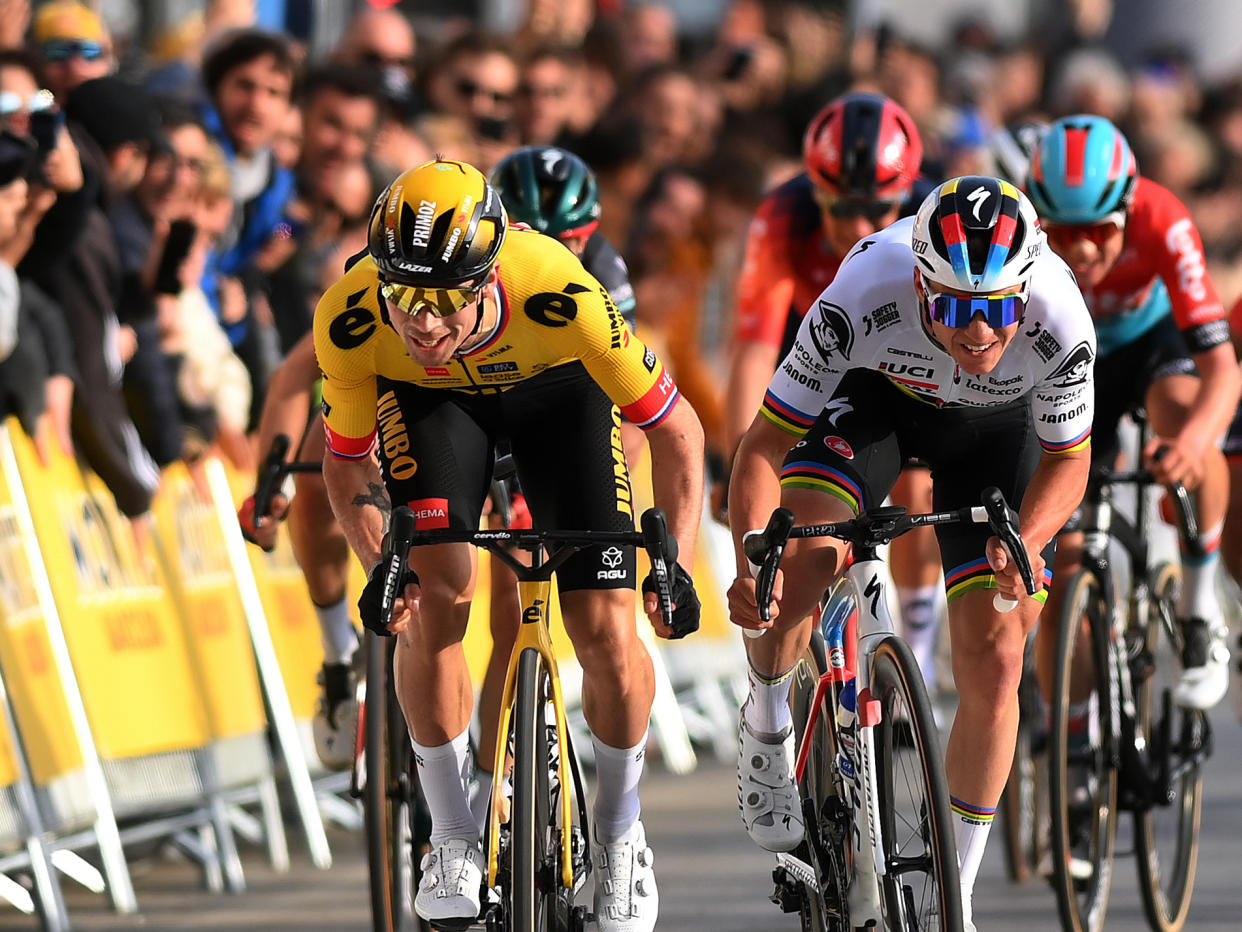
[501,362,636,593]
[915,398,1055,600]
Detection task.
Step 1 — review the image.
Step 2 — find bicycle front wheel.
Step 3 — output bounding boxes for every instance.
[363,634,429,932]
[1134,562,1204,932]
[1048,568,1118,932]
[870,636,962,931]
[508,647,559,932]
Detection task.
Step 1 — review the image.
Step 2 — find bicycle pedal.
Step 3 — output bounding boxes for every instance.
[429,919,474,932]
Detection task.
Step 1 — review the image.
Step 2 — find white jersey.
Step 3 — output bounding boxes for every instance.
[761,217,1096,456]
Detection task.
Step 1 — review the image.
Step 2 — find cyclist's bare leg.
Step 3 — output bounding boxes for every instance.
[888,467,944,686]
[945,587,1042,919]
[560,586,654,842]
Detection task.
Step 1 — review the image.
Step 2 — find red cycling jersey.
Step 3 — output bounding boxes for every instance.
[733,174,844,354]
[1081,177,1228,355]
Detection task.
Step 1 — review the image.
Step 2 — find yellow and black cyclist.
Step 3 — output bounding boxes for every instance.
[314,157,704,931]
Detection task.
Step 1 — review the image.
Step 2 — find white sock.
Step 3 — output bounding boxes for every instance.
[951,797,996,922]
[470,765,492,835]
[1177,521,1223,624]
[590,731,647,843]
[744,662,794,735]
[898,585,941,687]
[412,729,478,846]
[315,597,359,664]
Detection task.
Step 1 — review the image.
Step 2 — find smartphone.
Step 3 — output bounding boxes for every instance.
[28,108,64,159]
[154,219,197,296]
[475,115,512,142]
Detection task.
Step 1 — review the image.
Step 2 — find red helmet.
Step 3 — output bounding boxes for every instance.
[802,92,923,200]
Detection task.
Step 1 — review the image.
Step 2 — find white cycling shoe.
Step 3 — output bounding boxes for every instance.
[414,837,482,928]
[737,713,804,852]
[592,820,658,932]
[1174,617,1230,710]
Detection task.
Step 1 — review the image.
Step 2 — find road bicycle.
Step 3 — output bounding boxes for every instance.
[1045,458,1211,932]
[744,488,1036,931]
[254,434,433,932]
[385,503,688,932]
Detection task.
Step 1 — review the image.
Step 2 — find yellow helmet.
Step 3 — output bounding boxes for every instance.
[368,158,508,287]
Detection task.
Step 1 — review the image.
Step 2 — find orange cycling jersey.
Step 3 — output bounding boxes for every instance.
[313,227,680,459]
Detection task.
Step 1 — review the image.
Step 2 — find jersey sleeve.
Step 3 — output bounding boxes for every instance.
[759,294,852,437]
[1030,293,1097,455]
[1147,184,1229,352]
[312,280,381,459]
[536,272,681,430]
[733,195,797,348]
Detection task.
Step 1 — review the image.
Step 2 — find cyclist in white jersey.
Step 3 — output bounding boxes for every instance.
[727,175,1096,929]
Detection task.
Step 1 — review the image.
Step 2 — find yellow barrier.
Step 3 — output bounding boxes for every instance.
[152,464,267,741]
[7,422,208,761]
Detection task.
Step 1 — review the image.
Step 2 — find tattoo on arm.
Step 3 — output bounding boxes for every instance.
[352,482,392,533]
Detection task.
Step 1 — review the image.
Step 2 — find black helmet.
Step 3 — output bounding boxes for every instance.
[368,158,508,287]
[489,145,601,238]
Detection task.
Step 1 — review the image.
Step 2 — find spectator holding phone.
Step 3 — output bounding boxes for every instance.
[0,49,82,196]
[421,31,519,171]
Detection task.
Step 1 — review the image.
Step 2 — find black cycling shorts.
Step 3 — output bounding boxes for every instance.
[780,368,1055,601]
[1092,314,1196,467]
[373,362,636,591]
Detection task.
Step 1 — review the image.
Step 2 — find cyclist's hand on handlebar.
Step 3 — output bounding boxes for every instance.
[726,569,783,634]
[985,534,1044,605]
[357,559,422,636]
[1142,435,1205,489]
[642,562,700,638]
[238,492,290,552]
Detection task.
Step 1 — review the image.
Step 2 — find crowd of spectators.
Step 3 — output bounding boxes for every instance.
[1,0,1241,531]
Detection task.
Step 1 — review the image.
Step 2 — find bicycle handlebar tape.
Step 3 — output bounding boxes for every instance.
[380,505,417,623]
[743,507,796,633]
[252,433,291,523]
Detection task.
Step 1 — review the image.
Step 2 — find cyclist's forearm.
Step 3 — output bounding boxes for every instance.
[1019,447,1091,552]
[322,450,389,570]
[725,341,780,456]
[727,420,792,575]
[255,334,321,481]
[646,396,705,563]
[1183,344,1242,447]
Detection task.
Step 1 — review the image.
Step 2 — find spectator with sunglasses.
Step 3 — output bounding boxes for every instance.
[1028,115,1241,711]
[31,0,112,103]
[727,176,1096,931]
[421,30,519,171]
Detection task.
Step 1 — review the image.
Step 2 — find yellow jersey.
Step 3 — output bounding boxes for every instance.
[313,227,679,459]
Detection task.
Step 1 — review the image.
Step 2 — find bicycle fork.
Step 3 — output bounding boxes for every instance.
[487,578,577,892]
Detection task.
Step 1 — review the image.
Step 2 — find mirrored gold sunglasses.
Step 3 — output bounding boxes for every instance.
[380,281,484,318]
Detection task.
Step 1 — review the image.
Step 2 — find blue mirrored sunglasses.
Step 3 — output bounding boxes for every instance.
[926,290,1026,329]
[41,40,104,62]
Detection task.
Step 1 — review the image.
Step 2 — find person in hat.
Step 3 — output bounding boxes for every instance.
[31,1,113,102]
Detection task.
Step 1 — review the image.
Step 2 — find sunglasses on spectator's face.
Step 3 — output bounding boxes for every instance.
[1041,211,1126,250]
[924,283,1029,329]
[41,40,105,62]
[518,82,567,100]
[381,280,486,318]
[0,89,53,117]
[812,185,901,222]
[453,77,512,106]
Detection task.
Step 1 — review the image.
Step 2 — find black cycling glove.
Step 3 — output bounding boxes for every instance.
[357,557,420,637]
[642,561,700,639]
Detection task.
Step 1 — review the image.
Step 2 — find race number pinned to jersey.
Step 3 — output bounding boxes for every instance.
[809,300,854,361]
[1046,341,1095,388]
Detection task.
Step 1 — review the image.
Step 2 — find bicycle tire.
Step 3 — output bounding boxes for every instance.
[870,636,962,931]
[509,647,556,931]
[788,628,848,932]
[1134,562,1204,932]
[1048,568,1118,932]
[364,634,430,932]
[998,634,1049,883]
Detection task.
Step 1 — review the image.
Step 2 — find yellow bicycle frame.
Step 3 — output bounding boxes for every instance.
[486,577,577,891]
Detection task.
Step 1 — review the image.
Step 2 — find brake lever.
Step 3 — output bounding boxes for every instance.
[742,508,795,634]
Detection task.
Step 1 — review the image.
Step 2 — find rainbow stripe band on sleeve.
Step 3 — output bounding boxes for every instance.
[780,461,863,513]
[944,556,1052,604]
[759,389,817,436]
[1040,428,1091,454]
[324,423,376,460]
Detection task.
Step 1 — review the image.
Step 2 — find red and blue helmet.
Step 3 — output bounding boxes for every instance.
[1027,115,1137,224]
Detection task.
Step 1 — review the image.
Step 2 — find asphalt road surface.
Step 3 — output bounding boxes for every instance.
[22,696,1241,931]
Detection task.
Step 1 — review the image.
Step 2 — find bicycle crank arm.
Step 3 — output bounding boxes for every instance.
[775,852,820,894]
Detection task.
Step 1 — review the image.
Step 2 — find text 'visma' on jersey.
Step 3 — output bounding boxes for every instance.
[761,216,1098,457]
[313,226,680,459]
